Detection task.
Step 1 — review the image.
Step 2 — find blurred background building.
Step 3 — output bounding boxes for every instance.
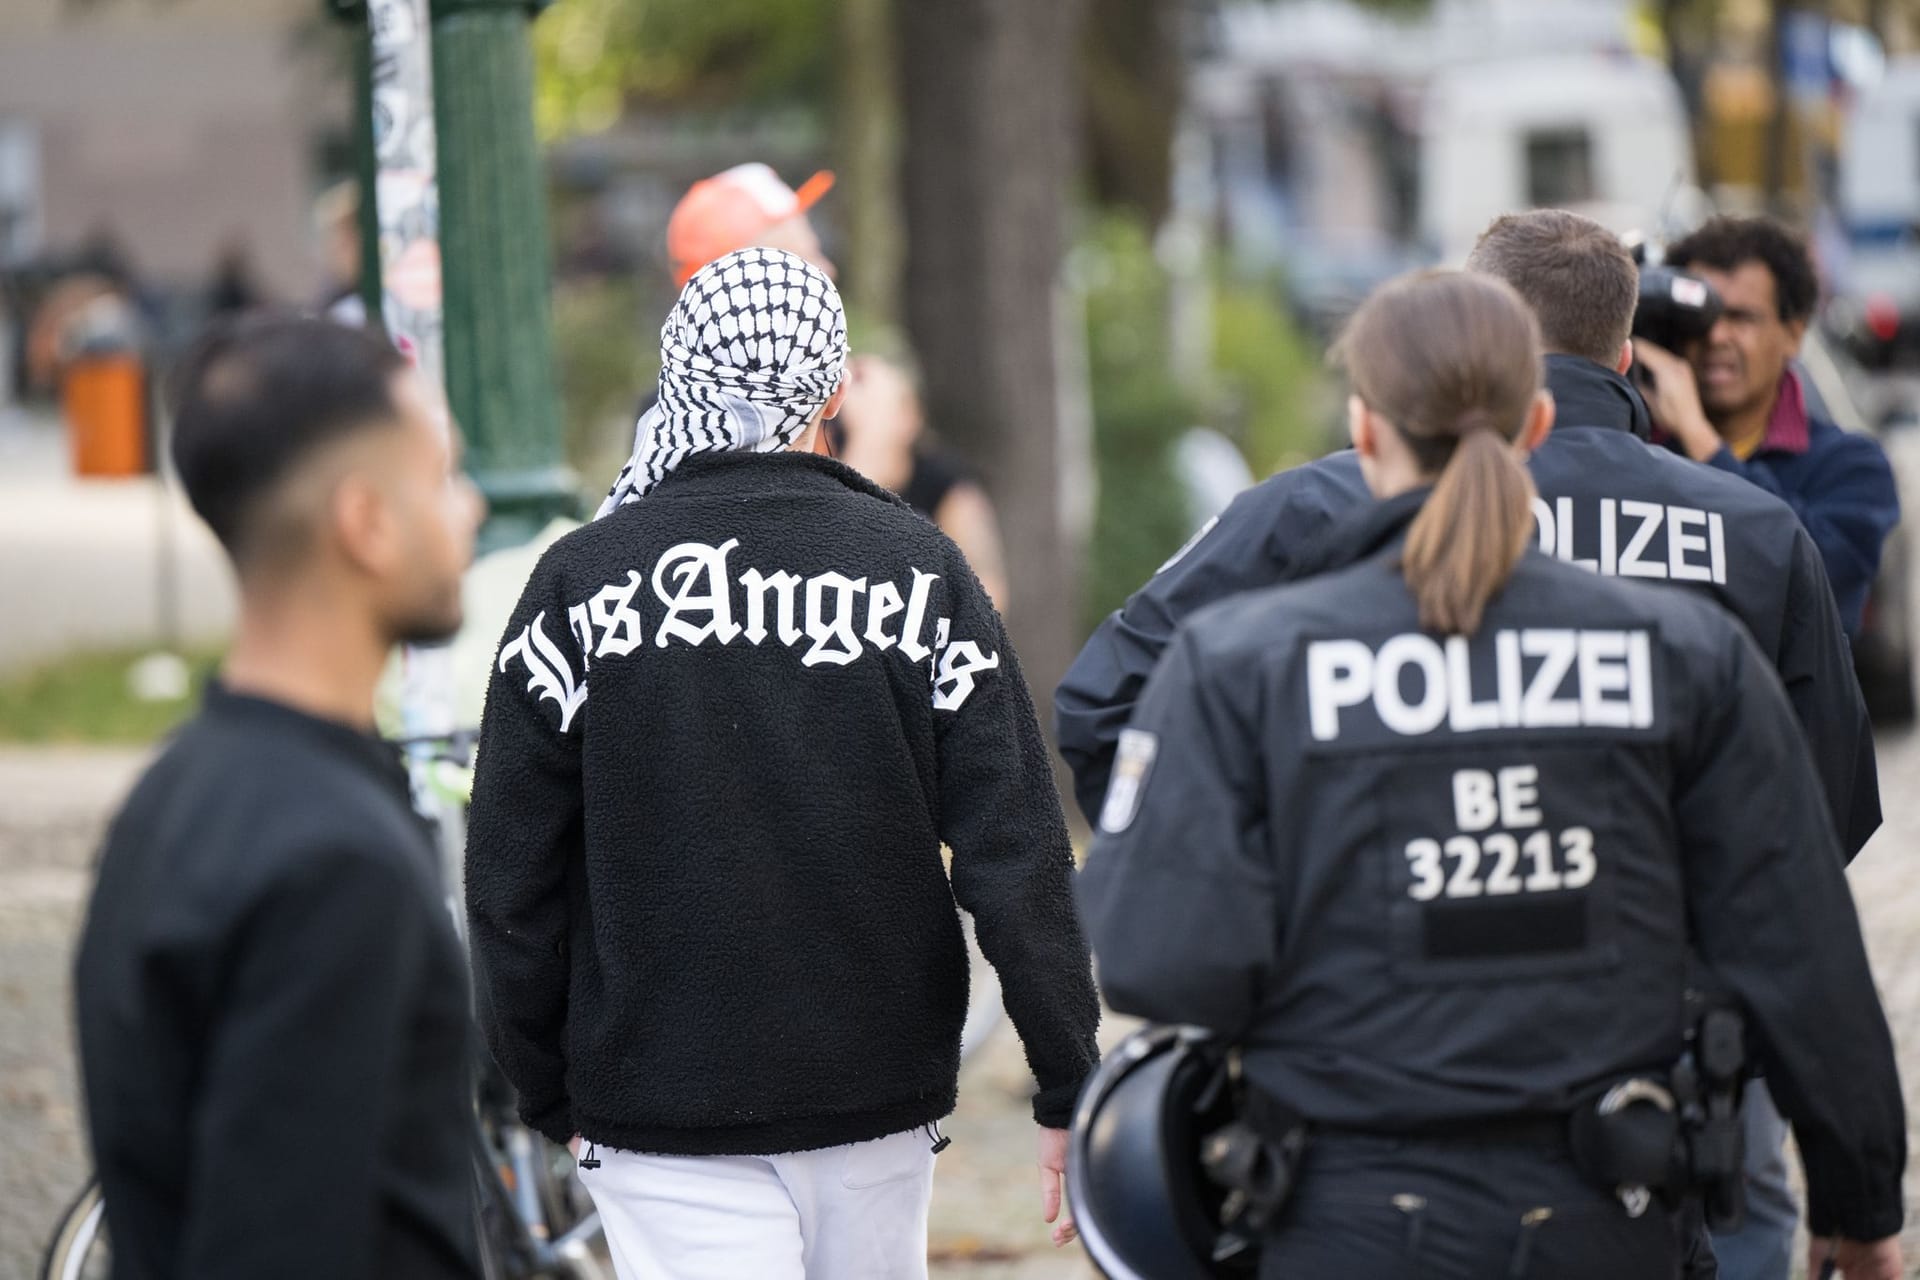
[6,0,1920,689]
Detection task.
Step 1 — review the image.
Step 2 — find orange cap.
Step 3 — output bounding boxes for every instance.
[666,164,835,287]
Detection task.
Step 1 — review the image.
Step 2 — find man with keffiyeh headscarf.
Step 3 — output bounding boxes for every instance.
[465,249,1100,1280]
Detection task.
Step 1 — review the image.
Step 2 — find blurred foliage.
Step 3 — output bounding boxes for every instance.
[552,277,657,502]
[1079,215,1201,634]
[0,648,218,744]
[533,0,834,139]
[1078,215,1334,634]
[1212,276,1335,476]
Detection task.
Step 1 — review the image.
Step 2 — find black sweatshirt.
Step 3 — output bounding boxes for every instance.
[466,450,1099,1156]
[74,685,480,1280]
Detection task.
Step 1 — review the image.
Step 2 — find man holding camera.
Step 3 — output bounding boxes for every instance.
[1634,215,1899,639]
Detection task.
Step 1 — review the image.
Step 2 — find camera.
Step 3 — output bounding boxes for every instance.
[1623,237,1723,397]
[1635,263,1724,354]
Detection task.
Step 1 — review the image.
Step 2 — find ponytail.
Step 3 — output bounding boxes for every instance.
[1334,270,1546,635]
[1402,425,1536,635]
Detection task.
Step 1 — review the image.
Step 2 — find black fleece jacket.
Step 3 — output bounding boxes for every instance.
[466,450,1100,1156]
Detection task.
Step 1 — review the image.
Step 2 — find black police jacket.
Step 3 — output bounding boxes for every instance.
[1076,493,1906,1242]
[1058,357,1879,858]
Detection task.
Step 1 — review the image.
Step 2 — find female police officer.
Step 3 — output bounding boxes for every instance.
[1075,272,1905,1280]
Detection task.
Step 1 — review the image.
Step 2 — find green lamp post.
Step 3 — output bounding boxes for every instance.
[431,0,578,552]
[330,0,577,552]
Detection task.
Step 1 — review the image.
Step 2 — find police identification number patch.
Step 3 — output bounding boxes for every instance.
[1099,729,1159,834]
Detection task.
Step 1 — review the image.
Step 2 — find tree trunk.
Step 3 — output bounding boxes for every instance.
[1083,0,1183,227]
[837,0,903,335]
[898,0,1089,741]
[1763,0,1792,212]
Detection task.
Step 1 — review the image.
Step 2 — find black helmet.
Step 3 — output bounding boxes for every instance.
[1068,1025,1261,1280]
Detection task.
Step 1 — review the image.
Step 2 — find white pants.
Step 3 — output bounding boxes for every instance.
[579,1128,939,1280]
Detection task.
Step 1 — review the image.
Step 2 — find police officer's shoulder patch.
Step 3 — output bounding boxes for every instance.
[1156,515,1219,575]
[1099,728,1160,834]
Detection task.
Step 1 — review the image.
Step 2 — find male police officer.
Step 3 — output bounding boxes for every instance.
[1058,210,1877,864]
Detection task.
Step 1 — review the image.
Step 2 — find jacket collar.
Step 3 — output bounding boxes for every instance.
[1755,367,1812,457]
[1545,354,1653,441]
[201,680,408,793]
[652,448,918,512]
[1290,485,1431,581]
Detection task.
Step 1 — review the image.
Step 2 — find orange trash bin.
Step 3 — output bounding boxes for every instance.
[64,354,148,478]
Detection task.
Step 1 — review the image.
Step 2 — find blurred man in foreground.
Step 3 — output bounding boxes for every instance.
[74,315,485,1279]
[1634,215,1899,637]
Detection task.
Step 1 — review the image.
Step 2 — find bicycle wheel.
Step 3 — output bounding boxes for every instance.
[40,1180,109,1280]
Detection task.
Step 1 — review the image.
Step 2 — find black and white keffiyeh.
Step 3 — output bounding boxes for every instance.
[597,247,848,516]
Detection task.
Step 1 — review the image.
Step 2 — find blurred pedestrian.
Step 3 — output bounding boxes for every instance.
[833,352,1009,608]
[73,314,486,1280]
[1634,214,1900,638]
[666,163,836,286]
[468,249,1099,1280]
[207,237,265,316]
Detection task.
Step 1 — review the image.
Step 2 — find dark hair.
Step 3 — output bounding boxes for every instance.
[1335,272,1543,635]
[168,311,409,567]
[1465,210,1638,365]
[1666,215,1819,324]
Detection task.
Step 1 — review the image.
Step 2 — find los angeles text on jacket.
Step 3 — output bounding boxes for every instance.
[466,450,1101,1158]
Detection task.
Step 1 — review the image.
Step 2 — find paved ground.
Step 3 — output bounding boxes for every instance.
[6,735,1920,1279]
[0,407,235,675]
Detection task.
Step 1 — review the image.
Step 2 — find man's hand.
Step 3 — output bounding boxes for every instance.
[567,1132,582,1160]
[1632,339,1723,462]
[1038,1126,1077,1247]
[1809,1234,1904,1279]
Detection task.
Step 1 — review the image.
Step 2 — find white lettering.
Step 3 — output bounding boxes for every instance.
[802,572,868,667]
[1374,634,1448,736]
[586,570,646,657]
[1498,765,1542,827]
[1302,629,1655,741]
[500,611,589,733]
[1520,629,1580,727]
[1577,630,1634,727]
[1453,770,1499,831]
[898,569,940,664]
[653,539,743,647]
[933,640,1002,710]
[865,580,905,651]
[1666,507,1712,583]
[1307,639,1375,742]
[740,567,803,646]
[1557,497,1597,571]
[1446,635,1500,732]
[1628,631,1654,728]
[567,602,595,671]
[515,540,1004,724]
[1534,497,1731,586]
[1617,501,1667,579]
